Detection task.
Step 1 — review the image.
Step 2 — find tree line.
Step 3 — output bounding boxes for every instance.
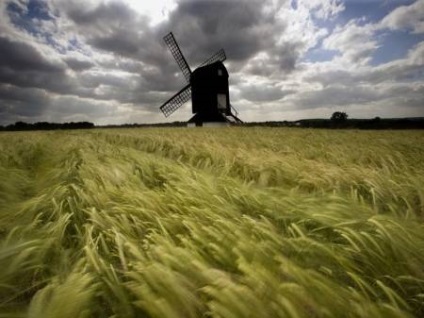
[300,112,424,129]
[245,112,424,129]
[1,113,423,131]
[0,121,94,131]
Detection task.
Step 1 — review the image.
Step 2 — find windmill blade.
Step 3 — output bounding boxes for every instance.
[163,32,192,83]
[198,49,226,68]
[160,84,191,117]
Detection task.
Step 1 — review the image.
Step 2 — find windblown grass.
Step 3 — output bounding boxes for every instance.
[1,128,423,317]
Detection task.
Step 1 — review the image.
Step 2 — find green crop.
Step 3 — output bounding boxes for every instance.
[1,128,423,317]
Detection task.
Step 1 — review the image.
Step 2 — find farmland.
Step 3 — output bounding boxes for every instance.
[1,127,424,317]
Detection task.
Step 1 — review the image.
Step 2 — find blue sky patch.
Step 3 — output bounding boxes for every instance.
[7,0,53,37]
[302,47,340,63]
[338,0,415,25]
[371,30,424,65]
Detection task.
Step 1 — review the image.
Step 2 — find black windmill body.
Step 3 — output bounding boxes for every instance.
[160,32,242,126]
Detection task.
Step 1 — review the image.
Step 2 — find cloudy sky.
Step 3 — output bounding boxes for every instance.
[0,0,423,125]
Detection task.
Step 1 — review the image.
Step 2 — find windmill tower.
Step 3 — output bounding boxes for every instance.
[160,32,242,127]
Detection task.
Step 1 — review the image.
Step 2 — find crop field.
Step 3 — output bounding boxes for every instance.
[1,127,424,317]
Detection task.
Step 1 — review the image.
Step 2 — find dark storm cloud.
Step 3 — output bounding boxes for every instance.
[64,57,95,71]
[0,0,169,109]
[0,85,50,123]
[60,1,171,66]
[0,63,74,95]
[98,58,143,74]
[163,0,288,66]
[65,1,135,25]
[91,34,140,57]
[0,35,81,98]
[0,84,49,105]
[243,40,305,77]
[54,0,186,95]
[132,90,171,105]
[63,0,142,54]
[158,0,307,78]
[139,66,187,92]
[274,41,305,73]
[0,36,62,72]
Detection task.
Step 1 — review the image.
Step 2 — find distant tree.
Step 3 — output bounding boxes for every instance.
[330,111,348,128]
[331,111,348,122]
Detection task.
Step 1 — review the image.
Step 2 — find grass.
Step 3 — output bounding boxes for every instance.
[0,127,424,317]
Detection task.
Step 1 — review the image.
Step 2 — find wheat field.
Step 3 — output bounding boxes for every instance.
[1,127,424,317]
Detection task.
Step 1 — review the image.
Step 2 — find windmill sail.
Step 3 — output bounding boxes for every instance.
[160,84,191,117]
[163,32,192,83]
[198,49,226,68]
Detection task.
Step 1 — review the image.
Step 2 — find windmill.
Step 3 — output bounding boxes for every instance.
[159,32,242,127]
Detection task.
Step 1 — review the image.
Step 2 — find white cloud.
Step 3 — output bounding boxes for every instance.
[124,0,177,25]
[300,0,344,20]
[380,0,424,34]
[322,20,378,66]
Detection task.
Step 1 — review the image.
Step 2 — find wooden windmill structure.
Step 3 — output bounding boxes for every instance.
[159,32,242,126]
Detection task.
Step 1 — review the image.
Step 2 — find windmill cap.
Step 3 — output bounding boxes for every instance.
[192,61,228,77]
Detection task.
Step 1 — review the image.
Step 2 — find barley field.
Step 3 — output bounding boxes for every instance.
[1,127,424,318]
